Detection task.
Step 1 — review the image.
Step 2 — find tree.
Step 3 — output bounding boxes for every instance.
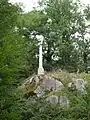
[16,0,90,72]
[0,0,20,38]
[39,0,90,71]
[17,11,48,73]
[0,1,26,119]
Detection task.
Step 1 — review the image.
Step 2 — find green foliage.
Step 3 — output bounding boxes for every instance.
[0,88,22,120]
[0,32,25,80]
[18,11,47,30]
[42,0,88,71]
[79,73,90,84]
[0,1,26,119]
[17,0,90,72]
[17,11,47,76]
[0,0,20,38]
[47,70,76,86]
[20,86,90,120]
[23,37,38,76]
[19,72,90,120]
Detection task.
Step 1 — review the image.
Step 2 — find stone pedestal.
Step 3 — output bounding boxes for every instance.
[38,67,44,75]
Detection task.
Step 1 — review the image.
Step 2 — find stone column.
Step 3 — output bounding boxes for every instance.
[38,36,44,75]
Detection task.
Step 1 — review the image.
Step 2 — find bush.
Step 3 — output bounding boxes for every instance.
[21,85,90,120]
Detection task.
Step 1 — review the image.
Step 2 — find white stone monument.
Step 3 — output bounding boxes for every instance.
[38,35,44,75]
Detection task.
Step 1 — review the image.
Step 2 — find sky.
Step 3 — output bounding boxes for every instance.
[9,0,90,12]
[9,0,39,12]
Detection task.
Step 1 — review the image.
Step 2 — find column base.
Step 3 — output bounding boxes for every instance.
[38,67,44,75]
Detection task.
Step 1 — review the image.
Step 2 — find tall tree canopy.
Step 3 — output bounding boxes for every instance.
[18,0,90,71]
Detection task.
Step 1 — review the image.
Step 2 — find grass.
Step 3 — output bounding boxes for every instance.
[46,70,78,86]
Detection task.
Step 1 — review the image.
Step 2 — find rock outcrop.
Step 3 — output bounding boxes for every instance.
[34,75,64,97]
[20,75,70,106]
[20,73,88,107]
[68,78,87,93]
[47,95,69,107]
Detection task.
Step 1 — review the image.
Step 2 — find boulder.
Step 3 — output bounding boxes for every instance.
[34,75,64,97]
[68,78,87,93]
[47,95,69,107]
[21,75,70,106]
[59,96,69,107]
[47,95,58,104]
